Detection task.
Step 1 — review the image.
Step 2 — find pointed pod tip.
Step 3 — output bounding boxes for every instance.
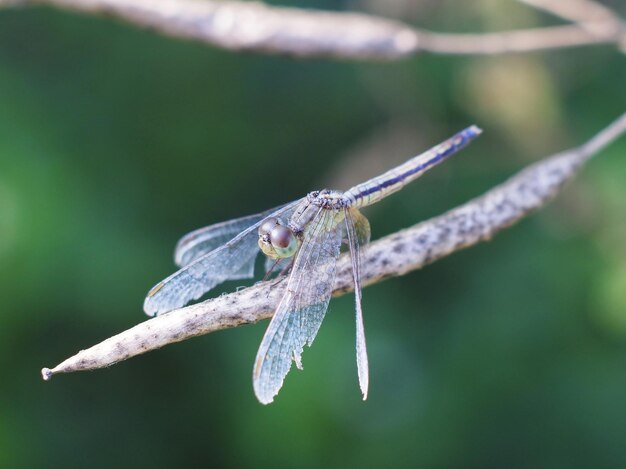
[41,367,53,381]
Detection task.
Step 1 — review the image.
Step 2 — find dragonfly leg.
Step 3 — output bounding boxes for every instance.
[263,259,281,282]
[264,258,295,298]
[277,258,295,278]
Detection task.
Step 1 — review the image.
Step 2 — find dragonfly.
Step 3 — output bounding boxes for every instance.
[144,125,482,404]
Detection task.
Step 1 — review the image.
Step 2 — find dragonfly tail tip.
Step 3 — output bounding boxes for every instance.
[467,125,483,136]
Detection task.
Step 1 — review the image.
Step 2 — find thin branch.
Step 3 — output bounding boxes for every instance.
[1,0,624,59]
[518,0,626,51]
[416,24,619,55]
[519,0,624,35]
[3,0,419,59]
[41,112,626,381]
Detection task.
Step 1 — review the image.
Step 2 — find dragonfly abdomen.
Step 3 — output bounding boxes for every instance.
[342,126,482,209]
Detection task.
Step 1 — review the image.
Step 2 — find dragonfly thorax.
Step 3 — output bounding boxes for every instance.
[307,189,346,209]
[258,217,299,260]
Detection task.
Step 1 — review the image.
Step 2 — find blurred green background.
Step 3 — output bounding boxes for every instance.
[1,0,626,467]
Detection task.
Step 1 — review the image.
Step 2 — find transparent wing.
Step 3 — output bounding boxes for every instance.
[175,212,271,268]
[351,207,371,246]
[144,199,304,317]
[253,209,343,404]
[344,207,369,400]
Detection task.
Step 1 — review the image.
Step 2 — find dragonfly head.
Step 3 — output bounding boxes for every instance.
[258,217,299,259]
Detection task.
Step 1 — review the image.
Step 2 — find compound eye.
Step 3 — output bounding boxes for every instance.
[259,218,278,236]
[270,225,294,249]
[269,225,298,258]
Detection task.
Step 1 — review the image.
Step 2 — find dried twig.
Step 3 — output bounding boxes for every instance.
[41,112,626,381]
[1,0,624,59]
[519,0,624,35]
[415,24,621,55]
[518,0,626,51]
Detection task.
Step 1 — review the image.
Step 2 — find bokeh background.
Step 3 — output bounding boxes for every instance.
[1,0,626,467]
